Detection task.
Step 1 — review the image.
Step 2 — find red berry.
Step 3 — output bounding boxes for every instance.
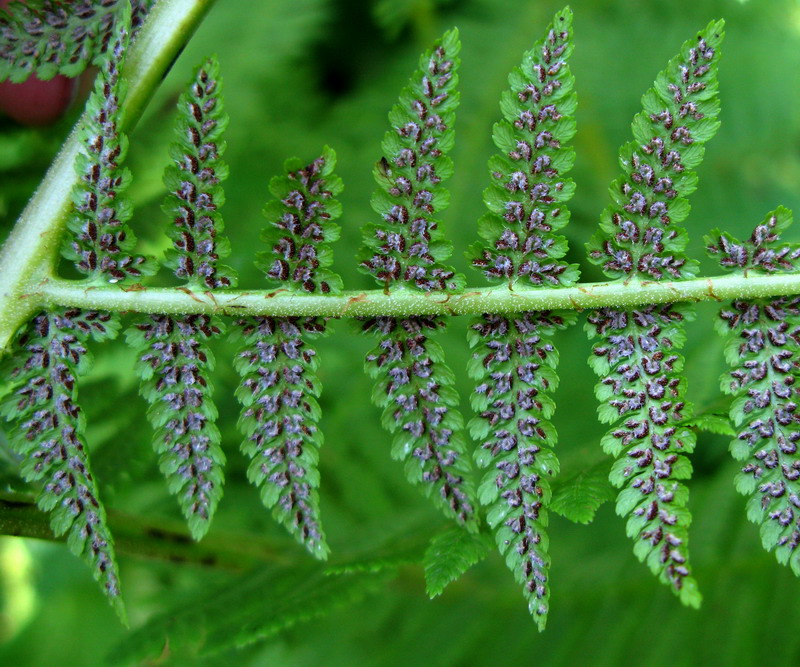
[0,0,77,126]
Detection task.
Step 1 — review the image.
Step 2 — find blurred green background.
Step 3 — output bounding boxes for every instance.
[2,0,800,664]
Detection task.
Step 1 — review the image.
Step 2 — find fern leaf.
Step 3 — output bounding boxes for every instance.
[364,316,478,530]
[550,459,615,524]
[126,315,225,541]
[423,526,491,598]
[162,55,237,290]
[709,212,800,576]
[705,206,800,275]
[586,304,700,606]
[62,11,154,284]
[0,309,125,619]
[584,21,725,607]
[468,310,574,629]
[469,6,578,288]
[586,20,724,281]
[465,8,578,630]
[229,147,346,557]
[358,28,463,292]
[259,146,343,294]
[231,316,330,559]
[0,0,154,83]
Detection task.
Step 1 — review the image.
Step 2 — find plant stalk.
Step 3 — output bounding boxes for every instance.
[0,0,218,353]
[0,491,298,570]
[34,271,800,319]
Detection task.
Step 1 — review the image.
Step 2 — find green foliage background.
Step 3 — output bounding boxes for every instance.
[2,0,800,664]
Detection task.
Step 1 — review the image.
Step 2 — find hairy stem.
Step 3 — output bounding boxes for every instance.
[0,0,218,353]
[0,491,297,570]
[31,272,800,319]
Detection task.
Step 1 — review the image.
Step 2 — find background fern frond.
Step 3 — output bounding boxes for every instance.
[232,316,330,559]
[0,309,124,619]
[549,458,615,524]
[423,525,491,598]
[364,316,478,530]
[0,0,154,83]
[162,55,237,289]
[358,28,463,292]
[469,6,578,288]
[126,314,225,541]
[61,12,154,284]
[259,146,343,294]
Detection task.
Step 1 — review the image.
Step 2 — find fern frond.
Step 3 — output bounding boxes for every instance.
[259,146,343,294]
[126,314,225,540]
[423,526,491,598]
[710,211,800,576]
[464,7,578,630]
[0,0,154,83]
[112,563,394,662]
[364,316,478,530]
[468,310,573,629]
[228,147,346,556]
[358,28,463,292]
[62,13,154,284]
[231,316,330,559]
[583,21,725,607]
[162,55,237,289]
[549,459,615,524]
[469,7,578,288]
[0,309,124,619]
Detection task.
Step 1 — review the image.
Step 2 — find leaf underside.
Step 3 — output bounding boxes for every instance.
[584,20,725,609]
